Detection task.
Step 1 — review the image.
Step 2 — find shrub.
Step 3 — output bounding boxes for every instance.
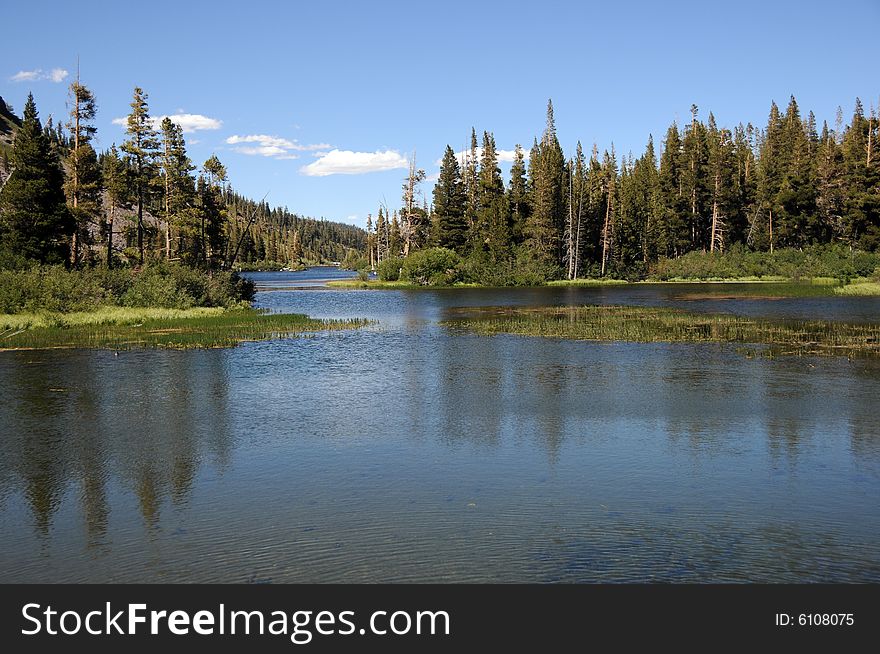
[401,248,461,285]
[0,263,255,314]
[377,256,404,281]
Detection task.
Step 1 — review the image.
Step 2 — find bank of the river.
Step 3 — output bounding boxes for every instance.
[326,279,481,290]
[328,275,880,295]
[0,306,369,350]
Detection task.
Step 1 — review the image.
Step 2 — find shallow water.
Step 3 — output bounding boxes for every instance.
[1,268,878,582]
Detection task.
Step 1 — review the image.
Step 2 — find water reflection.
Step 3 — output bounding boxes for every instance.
[0,350,231,542]
[0,273,878,582]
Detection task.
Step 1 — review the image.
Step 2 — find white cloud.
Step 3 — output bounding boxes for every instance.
[435,146,527,167]
[10,68,68,83]
[112,113,222,133]
[226,134,330,160]
[300,149,409,176]
[48,68,68,83]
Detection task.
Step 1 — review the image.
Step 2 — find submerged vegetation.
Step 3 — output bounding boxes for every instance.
[0,308,369,351]
[442,305,880,358]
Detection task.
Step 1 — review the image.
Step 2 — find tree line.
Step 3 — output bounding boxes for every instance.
[0,84,365,271]
[366,98,879,281]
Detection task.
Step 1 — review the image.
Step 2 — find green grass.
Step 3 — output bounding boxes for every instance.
[545,278,629,287]
[834,280,880,296]
[0,307,370,351]
[326,279,480,289]
[441,305,880,358]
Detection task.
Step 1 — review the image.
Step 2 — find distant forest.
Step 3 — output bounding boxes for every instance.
[1,84,877,281]
[366,97,879,281]
[0,86,365,271]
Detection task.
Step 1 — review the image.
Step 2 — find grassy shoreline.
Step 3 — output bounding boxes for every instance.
[327,276,880,295]
[0,307,369,351]
[441,305,880,358]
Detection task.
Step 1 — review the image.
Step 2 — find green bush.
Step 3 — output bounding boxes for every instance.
[341,250,368,271]
[0,263,255,314]
[650,244,880,281]
[377,256,404,281]
[401,248,461,285]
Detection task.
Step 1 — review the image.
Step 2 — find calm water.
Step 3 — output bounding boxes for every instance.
[1,267,878,582]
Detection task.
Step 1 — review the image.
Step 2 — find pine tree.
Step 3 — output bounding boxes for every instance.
[389,211,402,256]
[375,207,388,262]
[565,142,587,278]
[813,121,845,244]
[658,123,687,256]
[840,98,880,248]
[432,145,467,251]
[199,155,227,267]
[507,144,529,244]
[101,144,129,267]
[600,148,618,276]
[0,93,73,264]
[475,131,509,258]
[680,104,710,250]
[706,115,734,252]
[65,78,101,266]
[121,87,159,264]
[159,118,195,260]
[775,96,816,246]
[525,100,565,273]
[464,128,479,242]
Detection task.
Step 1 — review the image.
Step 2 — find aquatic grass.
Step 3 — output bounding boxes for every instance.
[326,279,481,290]
[834,281,880,296]
[0,308,370,351]
[441,305,880,358]
[545,278,629,287]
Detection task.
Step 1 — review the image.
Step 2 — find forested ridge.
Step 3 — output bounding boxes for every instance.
[0,87,365,272]
[1,83,878,284]
[363,97,879,284]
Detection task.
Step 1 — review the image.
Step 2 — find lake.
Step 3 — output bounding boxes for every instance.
[1,267,878,582]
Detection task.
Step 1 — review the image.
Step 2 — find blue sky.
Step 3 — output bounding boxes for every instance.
[2,0,877,228]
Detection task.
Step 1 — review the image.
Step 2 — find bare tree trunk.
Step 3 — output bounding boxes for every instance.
[566,160,575,280]
[70,86,80,267]
[769,208,774,254]
[710,169,720,253]
[164,131,171,260]
[601,188,612,277]
[106,205,114,268]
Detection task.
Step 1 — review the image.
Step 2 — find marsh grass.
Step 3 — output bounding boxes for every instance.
[545,278,630,287]
[834,280,880,296]
[0,308,370,351]
[442,305,880,358]
[326,279,481,290]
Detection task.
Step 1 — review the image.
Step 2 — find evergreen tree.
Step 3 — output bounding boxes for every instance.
[475,131,509,258]
[101,144,129,267]
[432,145,467,251]
[0,93,73,264]
[525,100,565,273]
[464,128,479,241]
[507,144,529,244]
[375,207,388,262]
[121,87,159,264]
[840,98,880,248]
[389,211,402,256]
[680,104,710,250]
[706,115,735,252]
[198,155,227,267]
[658,123,687,256]
[159,118,195,260]
[775,96,816,246]
[600,148,618,275]
[65,79,100,266]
